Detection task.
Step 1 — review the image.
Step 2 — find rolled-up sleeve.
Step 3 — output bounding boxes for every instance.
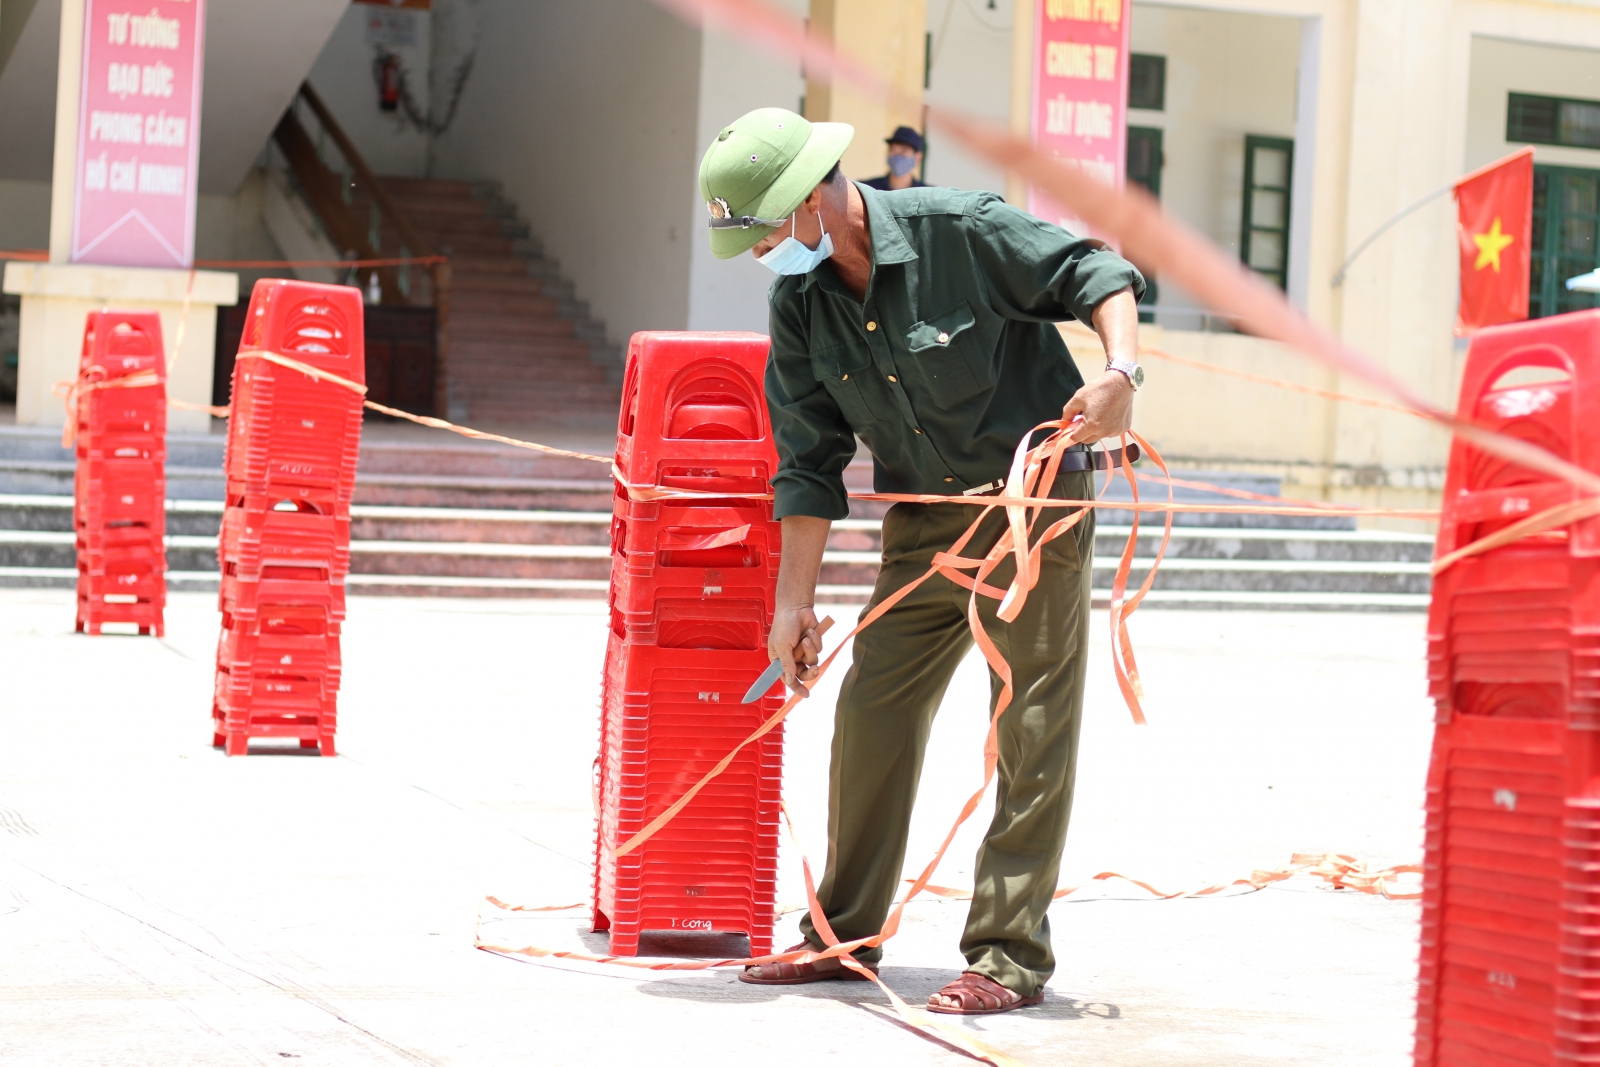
[969,194,1145,324]
[766,285,856,521]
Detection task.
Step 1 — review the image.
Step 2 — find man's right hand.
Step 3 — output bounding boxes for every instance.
[769,604,824,697]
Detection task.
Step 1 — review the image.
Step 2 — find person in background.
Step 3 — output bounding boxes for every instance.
[862,126,927,191]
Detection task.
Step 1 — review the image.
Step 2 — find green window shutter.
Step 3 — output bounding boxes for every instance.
[1240,135,1293,291]
[1530,164,1600,319]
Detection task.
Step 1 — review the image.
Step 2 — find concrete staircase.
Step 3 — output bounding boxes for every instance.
[0,426,1434,610]
[376,177,623,425]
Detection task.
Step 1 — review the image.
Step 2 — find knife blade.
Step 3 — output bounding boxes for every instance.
[742,616,835,703]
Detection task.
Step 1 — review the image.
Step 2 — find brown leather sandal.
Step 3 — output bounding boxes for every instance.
[738,942,879,985]
[926,972,1043,1015]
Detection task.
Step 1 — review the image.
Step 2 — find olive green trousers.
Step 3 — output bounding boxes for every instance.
[798,470,1095,997]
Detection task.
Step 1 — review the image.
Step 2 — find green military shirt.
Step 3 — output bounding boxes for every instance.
[766,182,1145,520]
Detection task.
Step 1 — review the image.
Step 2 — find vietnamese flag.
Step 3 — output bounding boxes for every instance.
[1454,147,1534,334]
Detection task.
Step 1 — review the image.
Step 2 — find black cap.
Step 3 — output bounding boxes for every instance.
[885,126,924,153]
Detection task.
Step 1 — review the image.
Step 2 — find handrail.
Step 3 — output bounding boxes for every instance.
[271,80,452,414]
[296,82,435,265]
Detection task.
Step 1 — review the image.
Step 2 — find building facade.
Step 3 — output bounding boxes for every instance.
[4,0,1600,518]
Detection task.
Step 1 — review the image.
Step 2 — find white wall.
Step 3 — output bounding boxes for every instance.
[305,2,433,179]
[686,7,805,334]
[1127,3,1302,315]
[1467,35,1600,172]
[432,0,701,342]
[923,0,1013,196]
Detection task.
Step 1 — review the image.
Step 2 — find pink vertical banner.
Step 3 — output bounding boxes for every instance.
[71,0,207,268]
[1029,0,1130,233]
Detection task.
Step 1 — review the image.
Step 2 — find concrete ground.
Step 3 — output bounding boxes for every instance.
[0,589,1431,1066]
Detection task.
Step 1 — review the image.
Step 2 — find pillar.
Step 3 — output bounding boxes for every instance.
[805,0,927,183]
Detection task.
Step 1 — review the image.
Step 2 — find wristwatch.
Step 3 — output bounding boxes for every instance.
[1107,357,1145,390]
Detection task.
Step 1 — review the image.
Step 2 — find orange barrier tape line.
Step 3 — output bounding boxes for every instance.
[1431,496,1600,575]
[778,804,1029,1067]
[578,431,1157,1067]
[0,250,446,268]
[1126,469,1430,514]
[167,397,231,418]
[217,352,1446,517]
[857,492,1440,520]
[914,852,1423,904]
[361,397,614,464]
[1139,345,1421,417]
[484,898,585,913]
[196,255,448,269]
[50,368,162,449]
[646,0,1600,507]
[228,351,613,464]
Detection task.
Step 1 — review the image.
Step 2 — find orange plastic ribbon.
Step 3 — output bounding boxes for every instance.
[1138,345,1421,416]
[1431,495,1600,575]
[915,851,1422,903]
[51,367,161,449]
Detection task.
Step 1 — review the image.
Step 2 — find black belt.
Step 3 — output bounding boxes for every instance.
[962,443,1140,497]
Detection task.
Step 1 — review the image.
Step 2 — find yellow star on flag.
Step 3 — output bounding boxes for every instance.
[1473,216,1515,272]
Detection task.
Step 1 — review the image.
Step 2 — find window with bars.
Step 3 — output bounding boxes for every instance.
[1530,165,1600,319]
[1129,54,1165,111]
[1240,135,1293,290]
[1509,93,1600,151]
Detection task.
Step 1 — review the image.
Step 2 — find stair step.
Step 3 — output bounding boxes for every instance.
[0,486,1434,608]
[449,294,564,317]
[449,275,550,297]
[402,214,518,239]
[433,234,519,257]
[449,337,596,360]
[446,256,536,277]
[381,177,495,199]
[451,317,580,341]
[452,369,613,390]
[0,527,1433,585]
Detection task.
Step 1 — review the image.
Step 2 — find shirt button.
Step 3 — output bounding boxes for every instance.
[944,476,955,483]
[914,428,923,434]
[840,374,848,381]
[887,375,897,382]
[866,321,878,332]
[937,332,949,344]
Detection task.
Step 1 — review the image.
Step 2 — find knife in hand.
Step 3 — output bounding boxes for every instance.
[742,616,835,703]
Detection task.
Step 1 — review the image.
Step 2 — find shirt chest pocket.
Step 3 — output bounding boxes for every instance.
[904,302,990,406]
[810,342,884,427]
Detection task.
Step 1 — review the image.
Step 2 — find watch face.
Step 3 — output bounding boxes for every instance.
[1131,364,1145,389]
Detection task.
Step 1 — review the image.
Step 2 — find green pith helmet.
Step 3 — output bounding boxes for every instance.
[699,108,854,259]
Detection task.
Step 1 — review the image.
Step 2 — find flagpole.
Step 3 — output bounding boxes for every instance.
[1331,147,1538,290]
[1330,184,1453,288]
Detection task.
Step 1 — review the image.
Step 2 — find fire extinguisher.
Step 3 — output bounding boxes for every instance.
[378,54,402,112]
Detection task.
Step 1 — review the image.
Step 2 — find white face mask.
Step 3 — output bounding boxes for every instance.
[756,204,834,275]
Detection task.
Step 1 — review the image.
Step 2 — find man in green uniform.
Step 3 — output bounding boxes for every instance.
[699,108,1146,1015]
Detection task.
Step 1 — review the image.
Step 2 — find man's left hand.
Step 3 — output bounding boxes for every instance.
[1062,369,1134,444]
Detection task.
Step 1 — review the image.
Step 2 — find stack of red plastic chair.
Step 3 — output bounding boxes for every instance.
[212,279,364,758]
[74,310,167,637]
[1417,309,1600,1066]
[592,332,784,957]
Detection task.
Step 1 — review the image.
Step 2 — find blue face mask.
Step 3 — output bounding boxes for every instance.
[887,153,917,177]
[757,206,833,276]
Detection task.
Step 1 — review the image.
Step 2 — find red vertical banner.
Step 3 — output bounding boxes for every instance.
[1454,147,1534,335]
[1029,0,1131,232]
[71,0,207,269]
